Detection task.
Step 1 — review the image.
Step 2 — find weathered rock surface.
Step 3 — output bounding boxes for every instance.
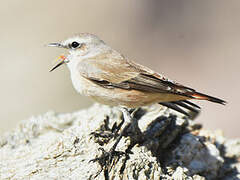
[0,104,239,179]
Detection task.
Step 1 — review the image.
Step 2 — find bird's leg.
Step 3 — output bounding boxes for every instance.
[90,108,131,146]
[109,107,133,151]
[91,108,139,176]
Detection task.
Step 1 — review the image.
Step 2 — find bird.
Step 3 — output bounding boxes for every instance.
[48,33,225,114]
[48,33,226,163]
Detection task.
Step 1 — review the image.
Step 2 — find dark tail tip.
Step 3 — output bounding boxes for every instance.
[192,92,227,105]
[206,96,227,105]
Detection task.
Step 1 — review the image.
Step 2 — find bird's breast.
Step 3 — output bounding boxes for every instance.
[70,69,90,95]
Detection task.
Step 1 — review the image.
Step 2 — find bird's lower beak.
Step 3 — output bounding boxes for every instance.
[49,55,68,72]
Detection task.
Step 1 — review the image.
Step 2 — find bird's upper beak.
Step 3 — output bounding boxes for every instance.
[48,42,64,48]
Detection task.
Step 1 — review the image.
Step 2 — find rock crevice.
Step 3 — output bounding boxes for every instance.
[0,104,239,179]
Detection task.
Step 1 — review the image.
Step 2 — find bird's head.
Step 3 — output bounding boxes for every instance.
[48,33,106,72]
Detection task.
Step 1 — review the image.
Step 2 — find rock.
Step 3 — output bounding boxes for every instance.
[0,103,239,179]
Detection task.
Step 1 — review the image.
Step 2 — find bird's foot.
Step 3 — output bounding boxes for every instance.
[90,108,145,178]
[90,115,124,145]
[90,131,115,146]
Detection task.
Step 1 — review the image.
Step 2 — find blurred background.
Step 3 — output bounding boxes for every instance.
[0,0,239,137]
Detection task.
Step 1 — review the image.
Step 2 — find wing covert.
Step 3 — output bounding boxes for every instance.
[77,53,196,96]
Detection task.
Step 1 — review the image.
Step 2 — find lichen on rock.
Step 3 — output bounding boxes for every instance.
[0,104,239,179]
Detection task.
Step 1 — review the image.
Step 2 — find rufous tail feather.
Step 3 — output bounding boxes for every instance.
[191,92,226,105]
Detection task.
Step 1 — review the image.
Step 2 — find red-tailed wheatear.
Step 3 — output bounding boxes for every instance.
[48,33,226,164]
[48,33,225,114]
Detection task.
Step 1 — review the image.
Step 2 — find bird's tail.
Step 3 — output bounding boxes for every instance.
[191,92,226,105]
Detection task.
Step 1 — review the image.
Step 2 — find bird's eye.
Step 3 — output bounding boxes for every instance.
[71,41,80,48]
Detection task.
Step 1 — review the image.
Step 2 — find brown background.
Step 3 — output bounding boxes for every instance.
[0,1,239,137]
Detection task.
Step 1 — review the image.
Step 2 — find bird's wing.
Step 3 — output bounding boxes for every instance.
[77,52,226,117]
[77,52,196,98]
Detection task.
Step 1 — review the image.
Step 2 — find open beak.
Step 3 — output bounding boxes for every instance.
[49,55,67,72]
[48,42,68,72]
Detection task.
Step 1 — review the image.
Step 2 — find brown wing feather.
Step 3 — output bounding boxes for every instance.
[77,52,196,98]
[78,54,139,83]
